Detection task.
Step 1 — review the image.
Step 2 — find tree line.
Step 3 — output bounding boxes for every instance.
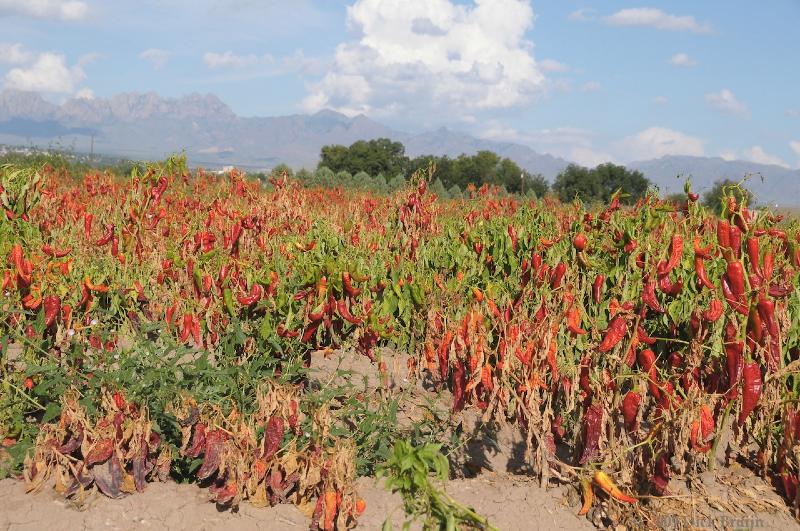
[267,138,750,207]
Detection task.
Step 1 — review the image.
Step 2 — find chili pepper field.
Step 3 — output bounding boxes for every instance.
[1,157,800,530]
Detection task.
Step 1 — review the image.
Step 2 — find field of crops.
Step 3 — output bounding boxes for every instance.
[1,156,799,529]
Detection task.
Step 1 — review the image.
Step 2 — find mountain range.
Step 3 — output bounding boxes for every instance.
[0,89,797,206]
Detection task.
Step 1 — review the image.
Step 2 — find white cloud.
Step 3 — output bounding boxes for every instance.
[604,8,711,34]
[581,80,601,92]
[279,49,325,76]
[301,0,545,119]
[139,48,170,69]
[0,0,88,21]
[75,87,93,99]
[652,95,668,104]
[668,53,696,67]
[203,51,269,69]
[719,149,737,161]
[538,58,569,73]
[0,42,32,65]
[3,52,86,94]
[705,89,747,115]
[787,109,800,118]
[567,8,595,22]
[744,146,789,168]
[790,141,800,168]
[619,126,705,161]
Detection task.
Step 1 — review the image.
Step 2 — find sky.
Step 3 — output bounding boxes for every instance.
[1,0,799,167]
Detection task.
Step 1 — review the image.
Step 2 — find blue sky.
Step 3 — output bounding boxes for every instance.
[1,0,799,166]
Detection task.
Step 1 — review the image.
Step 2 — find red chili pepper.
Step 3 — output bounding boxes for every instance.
[593,274,605,304]
[573,233,587,251]
[738,361,762,425]
[579,356,592,396]
[769,283,793,298]
[166,303,177,329]
[567,305,586,335]
[83,212,94,240]
[308,302,326,322]
[191,314,201,345]
[342,272,361,298]
[746,237,762,278]
[657,273,683,296]
[550,262,566,289]
[717,220,731,248]
[701,299,723,323]
[637,325,657,345]
[531,253,542,272]
[507,224,518,251]
[599,316,628,352]
[642,277,664,313]
[652,452,671,495]
[337,299,362,325]
[96,223,114,246]
[757,297,778,338]
[301,320,321,343]
[690,405,715,452]
[729,225,742,258]
[41,244,72,258]
[276,323,300,339]
[237,283,263,306]
[762,252,774,280]
[725,340,744,400]
[638,349,661,399]
[621,391,641,432]
[180,313,192,343]
[747,305,764,346]
[439,331,452,381]
[657,234,684,276]
[579,403,603,464]
[694,257,714,290]
[693,236,712,259]
[43,295,61,328]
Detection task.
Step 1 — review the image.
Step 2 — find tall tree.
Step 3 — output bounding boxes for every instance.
[592,163,649,204]
[319,138,408,176]
[553,164,602,203]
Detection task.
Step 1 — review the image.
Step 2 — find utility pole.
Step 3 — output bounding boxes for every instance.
[520,172,524,196]
[90,134,94,160]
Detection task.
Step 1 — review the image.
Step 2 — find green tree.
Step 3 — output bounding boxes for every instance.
[318,145,349,173]
[703,179,752,210]
[270,163,293,179]
[352,171,371,189]
[430,178,448,199]
[524,173,549,199]
[335,170,353,187]
[295,168,313,186]
[447,184,463,199]
[552,164,602,203]
[313,166,335,187]
[592,163,649,204]
[495,158,526,193]
[319,138,408,176]
[388,173,406,193]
